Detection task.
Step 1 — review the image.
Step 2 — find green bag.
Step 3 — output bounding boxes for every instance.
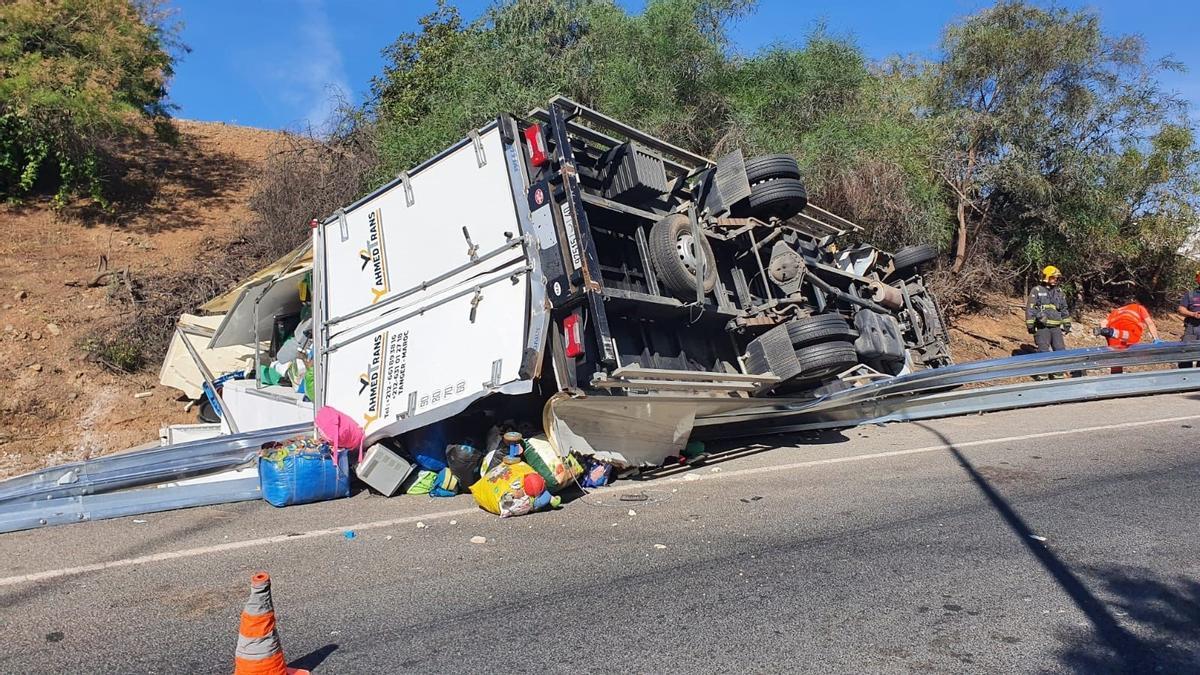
[403,470,437,495]
[522,435,582,493]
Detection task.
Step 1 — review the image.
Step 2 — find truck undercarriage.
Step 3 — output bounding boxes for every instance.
[522,97,951,399]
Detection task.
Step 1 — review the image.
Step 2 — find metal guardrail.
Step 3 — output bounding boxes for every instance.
[696,342,1200,430]
[0,423,308,506]
[2,344,1199,534]
[701,368,1199,438]
[0,475,262,533]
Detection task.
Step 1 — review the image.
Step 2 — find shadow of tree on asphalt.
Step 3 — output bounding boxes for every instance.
[1055,566,1200,673]
[916,423,1198,673]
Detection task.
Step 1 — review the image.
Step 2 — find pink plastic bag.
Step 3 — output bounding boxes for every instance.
[315,406,365,464]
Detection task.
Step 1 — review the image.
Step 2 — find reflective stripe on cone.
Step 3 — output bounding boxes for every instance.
[234,572,310,675]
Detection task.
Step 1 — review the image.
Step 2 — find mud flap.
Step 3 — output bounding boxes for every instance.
[543,393,697,467]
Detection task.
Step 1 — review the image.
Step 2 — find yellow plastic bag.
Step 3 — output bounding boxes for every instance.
[469,460,539,517]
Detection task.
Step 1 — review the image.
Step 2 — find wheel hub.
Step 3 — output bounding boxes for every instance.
[676,233,700,274]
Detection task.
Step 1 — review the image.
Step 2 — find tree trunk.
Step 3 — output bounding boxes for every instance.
[950,146,977,274]
[952,197,968,273]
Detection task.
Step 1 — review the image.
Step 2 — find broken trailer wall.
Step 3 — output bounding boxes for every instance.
[315,123,535,443]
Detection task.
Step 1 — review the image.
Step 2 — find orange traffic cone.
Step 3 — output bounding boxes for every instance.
[234,572,310,675]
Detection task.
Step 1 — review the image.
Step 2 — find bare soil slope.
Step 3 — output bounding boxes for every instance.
[0,121,281,478]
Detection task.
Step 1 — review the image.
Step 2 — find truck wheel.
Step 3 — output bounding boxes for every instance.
[785,314,854,348]
[912,294,948,343]
[197,398,219,423]
[736,177,808,221]
[889,244,938,277]
[745,154,801,183]
[648,213,717,299]
[795,341,859,379]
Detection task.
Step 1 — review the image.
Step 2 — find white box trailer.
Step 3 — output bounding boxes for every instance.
[311,98,952,464]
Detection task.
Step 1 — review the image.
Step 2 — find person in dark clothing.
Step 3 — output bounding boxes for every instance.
[1026,265,1072,352]
[1176,271,1200,368]
[1026,265,1077,379]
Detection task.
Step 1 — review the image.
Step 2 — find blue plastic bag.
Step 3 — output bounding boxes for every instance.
[405,424,448,471]
[259,437,350,507]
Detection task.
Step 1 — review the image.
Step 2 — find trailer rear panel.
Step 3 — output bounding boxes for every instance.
[315,125,535,439]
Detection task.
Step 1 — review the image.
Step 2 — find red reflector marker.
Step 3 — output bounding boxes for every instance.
[563,312,584,358]
[524,124,548,167]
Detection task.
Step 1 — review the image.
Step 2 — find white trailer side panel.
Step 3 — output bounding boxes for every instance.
[320,127,523,329]
[321,263,528,436]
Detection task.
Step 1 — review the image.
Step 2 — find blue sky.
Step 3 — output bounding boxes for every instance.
[169,0,1200,131]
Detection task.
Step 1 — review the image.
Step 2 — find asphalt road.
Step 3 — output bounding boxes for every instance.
[2,393,1199,673]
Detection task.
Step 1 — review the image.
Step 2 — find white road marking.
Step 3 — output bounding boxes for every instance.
[3,412,1198,588]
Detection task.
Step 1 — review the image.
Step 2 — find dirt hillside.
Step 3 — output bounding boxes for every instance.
[0,120,282,479]
[0,122,1189,480]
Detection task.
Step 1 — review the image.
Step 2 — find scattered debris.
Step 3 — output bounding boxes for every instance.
[683,474,700,482]
[14,290,27,301]
[1029,534,1047,542]
[343,530,356,540]
[45,323,62,336]
[416,521,427,529]
[132,519,147,524]
[653,544,667,549]
[449,520,457,525]
[739,496,763,503]
[133,391,153,399]
[470,535,487,544]
[29,363,42,372]
[627,509,637,517]
[385,535,393,541]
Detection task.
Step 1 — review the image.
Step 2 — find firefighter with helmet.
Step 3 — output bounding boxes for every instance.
[1026,266,1072,353]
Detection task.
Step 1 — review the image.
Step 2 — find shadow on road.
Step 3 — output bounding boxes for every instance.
[289,643,338,671]
[916,423,1197,673]
[631,428,850,482]
[1056,566,1200,672]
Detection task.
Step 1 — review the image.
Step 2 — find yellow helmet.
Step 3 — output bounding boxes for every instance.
[1041,265,1062,282]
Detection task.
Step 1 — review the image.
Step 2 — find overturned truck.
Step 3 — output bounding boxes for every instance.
[312,97,951,463]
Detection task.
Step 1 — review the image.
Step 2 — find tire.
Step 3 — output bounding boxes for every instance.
[739,177,808,221]
[785,314,853,348]
[795,341,859,380]
[197,398,220,423]
[648,213,718,299]
[890,243,938,275]
[913,294,948,343]
[745,154,801,184]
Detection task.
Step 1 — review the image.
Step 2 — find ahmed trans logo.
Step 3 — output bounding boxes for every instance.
[358,208,390,304]
[357,331,389,429]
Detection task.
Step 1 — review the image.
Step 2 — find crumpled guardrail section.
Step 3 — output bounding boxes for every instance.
[697,342,1200,435]
[0,423,309,506]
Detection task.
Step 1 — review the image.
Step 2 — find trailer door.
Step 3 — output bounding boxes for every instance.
[313,124,539,441]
